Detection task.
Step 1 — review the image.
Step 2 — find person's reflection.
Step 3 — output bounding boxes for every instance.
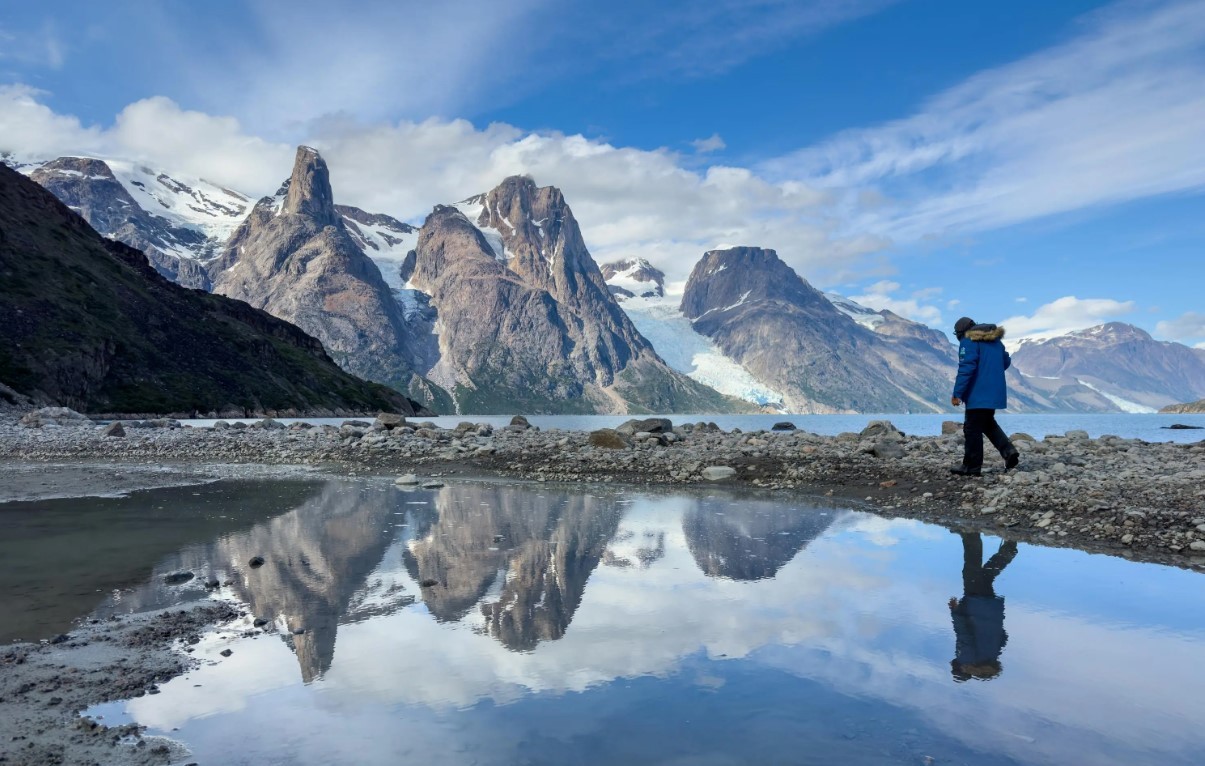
[949,532,1017,682]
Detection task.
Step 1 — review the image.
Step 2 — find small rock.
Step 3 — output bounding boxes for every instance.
[871,441,905,459]
[1190,541,1205,552]
[421,480,445,489]
[941,420,961,435]
[248,556,265,568]
[375,412,407,430]
[509,415,531,429]
[771,422,797,431]
[701,466,737,481]
[394,474,420,485]
[253,618,269,628]
[164,572,194,586]
[219,649,233,658]
[616,418,673,436]
[102,421,126,438]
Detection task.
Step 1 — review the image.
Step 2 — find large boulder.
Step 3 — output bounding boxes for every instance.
[375,412,407,430]
[102,421,126,438]
[941,420,961,435]
[860,420,902,439]
[616,418,673,436]
[588,428,630,449]
[19,407,91,428]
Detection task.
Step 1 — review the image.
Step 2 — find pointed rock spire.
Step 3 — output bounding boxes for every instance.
[283,146,339,227]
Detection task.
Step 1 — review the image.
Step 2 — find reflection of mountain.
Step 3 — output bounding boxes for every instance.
[216,482,400,682]
[94,481,404,683]
[405,486,622,651]
[683,499,834,581]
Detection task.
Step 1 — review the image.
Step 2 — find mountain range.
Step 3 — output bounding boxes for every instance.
[0,163,423,416]
[6,147,1201,415]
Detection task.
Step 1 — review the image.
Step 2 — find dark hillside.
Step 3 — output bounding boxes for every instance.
[0,164,426,415]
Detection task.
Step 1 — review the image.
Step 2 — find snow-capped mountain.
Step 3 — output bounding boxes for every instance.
[1011,323,1205,412]
[601,258,666,299]
[7,154,252,289]
[336,204,418,292]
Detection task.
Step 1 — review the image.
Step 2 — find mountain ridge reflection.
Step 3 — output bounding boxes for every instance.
[95,481,842,677]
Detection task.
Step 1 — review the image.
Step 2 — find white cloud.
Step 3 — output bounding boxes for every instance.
[1000,296,1136,342]
[1155,311,1205,342]
[848,281,944,326]
[0,86,870,286]
[763,0,1205,241]
[0,21,65,70]
[690,134,726,153]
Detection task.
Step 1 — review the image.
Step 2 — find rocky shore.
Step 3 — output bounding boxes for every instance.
[4,408,1204,571]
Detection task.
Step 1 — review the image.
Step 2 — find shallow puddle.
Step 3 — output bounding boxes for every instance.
[7,477,1203,765]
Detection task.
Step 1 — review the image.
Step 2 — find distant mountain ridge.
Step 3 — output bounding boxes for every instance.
[1012,322,1205,412]
[0,163,422,416]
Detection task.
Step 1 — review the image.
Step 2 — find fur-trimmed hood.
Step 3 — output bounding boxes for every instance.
[966,324,1006,342]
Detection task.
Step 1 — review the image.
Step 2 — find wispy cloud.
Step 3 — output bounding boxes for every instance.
[847,281,945,326]
[0,20,66,70]
[690,134,726,154]
[1155,311,1205,342]
[763,0,1205,241]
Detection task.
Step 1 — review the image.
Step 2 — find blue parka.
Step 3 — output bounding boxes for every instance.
[953,324,1010,410]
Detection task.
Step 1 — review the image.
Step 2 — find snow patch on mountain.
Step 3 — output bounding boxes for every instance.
[1076,379,1157,414]
[454,196,508,261]
[825,292,886,330]
[340,214,418,292]
[619,295,785,408]
[106,160,252,246]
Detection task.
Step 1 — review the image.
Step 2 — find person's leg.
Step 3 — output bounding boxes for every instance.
[982,410,1015,458]
[962,409,987,469]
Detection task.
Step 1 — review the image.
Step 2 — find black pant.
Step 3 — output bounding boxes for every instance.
[963,409,1015,468]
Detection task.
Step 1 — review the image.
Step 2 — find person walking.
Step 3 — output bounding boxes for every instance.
[950,316,1019,476]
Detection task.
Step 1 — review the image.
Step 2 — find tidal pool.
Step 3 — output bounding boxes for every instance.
[7,478,1203,765]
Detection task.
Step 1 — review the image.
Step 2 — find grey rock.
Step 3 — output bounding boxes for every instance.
[860,420,902,439]
[616,418,673,435]
[941,420,961,435]
[20,407,91,428]
[701,466,737,481]
[394,474,420,485]
[102,421,126,438]
[771,421,797,431]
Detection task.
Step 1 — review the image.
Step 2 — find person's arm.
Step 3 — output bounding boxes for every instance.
[953,339,978,402]
[1003,347,1012,371]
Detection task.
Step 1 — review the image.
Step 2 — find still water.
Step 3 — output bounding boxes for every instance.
[4,478,1203,765]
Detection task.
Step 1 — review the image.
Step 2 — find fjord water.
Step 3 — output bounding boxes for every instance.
[9,478,1201,765]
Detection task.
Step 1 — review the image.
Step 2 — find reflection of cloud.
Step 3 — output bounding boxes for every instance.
[112,484,1205,766]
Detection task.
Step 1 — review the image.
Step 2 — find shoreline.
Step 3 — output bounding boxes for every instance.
[3,410,1203,572]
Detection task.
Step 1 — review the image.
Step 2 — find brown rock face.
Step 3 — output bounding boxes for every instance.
[209,147,433,400]
[406,177,746,414]
[681,247,956,413]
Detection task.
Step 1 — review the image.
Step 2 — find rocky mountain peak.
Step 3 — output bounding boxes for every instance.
[601,258,666,299]
[282,146,339,228]
[680,247,827,320]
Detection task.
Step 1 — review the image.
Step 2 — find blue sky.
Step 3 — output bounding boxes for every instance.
[1,0,1203,345]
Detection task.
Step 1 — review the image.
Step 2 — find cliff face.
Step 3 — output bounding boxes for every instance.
[209,147,440,406]
[681,247,955,413]
[403,178,749,414]
[0,163,419,415]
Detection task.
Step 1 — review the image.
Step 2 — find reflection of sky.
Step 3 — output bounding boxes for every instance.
[94,482,1205,766]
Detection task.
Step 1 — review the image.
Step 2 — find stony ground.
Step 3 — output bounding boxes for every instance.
[4,409,1204,571]
[0,604,240,766]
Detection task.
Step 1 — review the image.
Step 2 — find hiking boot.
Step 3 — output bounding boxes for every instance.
[1004,451,1020,471]
[950,464,981,477]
